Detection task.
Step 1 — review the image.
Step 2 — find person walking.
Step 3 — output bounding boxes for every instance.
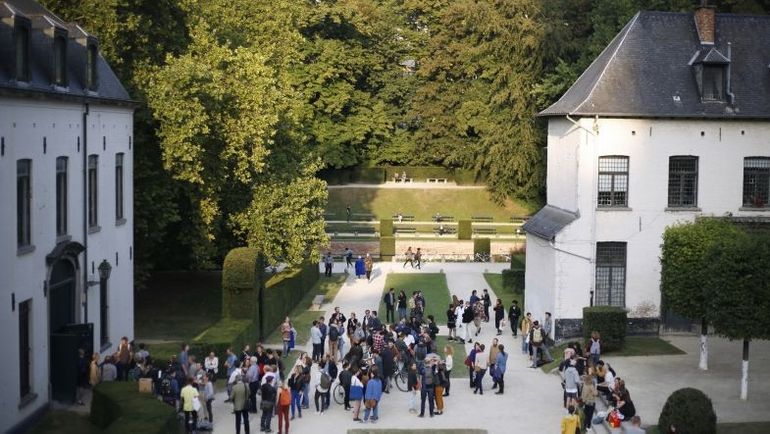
[344,247,353,269]
[482,289,491,323]
[493,299,505,335]
[473,344,487,395]
[494,345,507,394]
[180,377,199,434]
[403,247,414,268]
[355,256,365,278]
[384,288,396,323]
[581,374,598,431]
[397,290,408,321]
[363,369,383,423]
[350,370,364,422]
[232,374,251,434]
[364,253,374,282]
[560,405,580,434]
[508,300,521,337]
[275,382,291,434]
[414,248,422,269]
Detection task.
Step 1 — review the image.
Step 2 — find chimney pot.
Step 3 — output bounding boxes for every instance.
[695,5,716,44]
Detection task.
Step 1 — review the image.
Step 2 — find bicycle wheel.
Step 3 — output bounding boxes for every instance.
[333,383,345,405]
[395,371,409,392]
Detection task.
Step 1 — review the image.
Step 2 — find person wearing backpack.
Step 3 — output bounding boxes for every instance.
[418,360,436,417]
[232,374,251,434]
[529,320,545,368]
[275,381,291,434]
[314,361,331,414]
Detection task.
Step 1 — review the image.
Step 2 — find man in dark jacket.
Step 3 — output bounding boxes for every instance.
[508,300,521,337]
[339,362,353,410]
[380,343,395,392]
[383,288,396,323]
[260,380,276,432]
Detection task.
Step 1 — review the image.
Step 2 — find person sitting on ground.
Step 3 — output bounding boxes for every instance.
[596,360,616,400]
[613,377,636,421]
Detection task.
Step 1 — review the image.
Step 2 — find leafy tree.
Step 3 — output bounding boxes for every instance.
[660,218,743,370]
[705,230,770,400]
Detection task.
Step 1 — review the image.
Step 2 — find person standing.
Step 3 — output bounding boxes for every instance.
[508,300,521,337]
[89,353,101,388]
[520,312,533,355]
[288,366,304,420]
[346,205,351,223]
[328,318,340,362]
[224,348,238,401]
[384,288,396,323]
[232,374,251,434]
[581,374,598,431]
[355,256,365,278]
[443,345,453,396]
[364,253,374,282]
[446,303,457,341]
[275,381,291,434]
[179,343,190,378]
[494,345,507,394]
[397,290,408,321]
[323,252,333,277]
[344,247,353,269]
[589,330,602,366]
[350,370,364,422]
[414,248,422,269]
[407,362,419,413]
[542,312,555,363]
[115,337,132,381]
[203,374,215,425]
[180,377,199,434]
[473,344,487,395]
[528,320,545,368]
[482,290,491,323]
[363,369,383,423]
[76,349,89,405]
[435,362,447,415]
[204,351,219,383]
[418,361,436,418]
[280,317,292,357]
[260,378,276,433]
[403,247,414,268]
[493,299,505,335]
[310,321,322,362]
[246,357,260,413]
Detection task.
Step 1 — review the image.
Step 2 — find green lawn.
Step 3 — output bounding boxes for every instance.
[379,273,451,324]
[646,422,770,434]
[29,411,102,434]
[483,272,524,306]
[540,337,686,372]
[135,271,222,340]
[265,274,347,345]
[434,336,469,379]
[327,188,537,221]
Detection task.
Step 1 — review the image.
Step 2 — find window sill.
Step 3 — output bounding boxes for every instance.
[100,342,112,353]
[17,245,36,256]
[739,207,770,212]
[88,225,101,234]
[596,207,633,212]
[56,234,72,244]
[665,207,701,212]
[115,218,126,227]
[18,393,38,410]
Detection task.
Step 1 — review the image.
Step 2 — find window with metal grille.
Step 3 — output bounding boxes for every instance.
[668,156,698,207]
[17,159,32,248]
[56,157,68,236]
[595,242,626,307]
[88,155,98,228]
[598,156,629,207]
[743,157,770,208]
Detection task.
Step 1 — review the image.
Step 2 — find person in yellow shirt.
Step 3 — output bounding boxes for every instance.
[561,405,580,434]
[180,377,199,434]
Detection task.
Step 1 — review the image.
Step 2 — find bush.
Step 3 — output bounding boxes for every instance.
[91,382,178,433]
[453,169,485,185]
[380,219,393,236]
[502,269,524,294]
[582,306,627,352]
[380,236,396,260]
[458,220,472,240]
[658,388,717,434]
[222,248,259,318]
[474,238,491,255]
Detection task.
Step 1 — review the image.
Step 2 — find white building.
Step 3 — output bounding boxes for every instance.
[523,8,770,340]
[0,1,134,431]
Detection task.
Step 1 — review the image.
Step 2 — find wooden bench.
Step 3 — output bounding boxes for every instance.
[472,216,493,222]
[433,226,457,235]
[352,226,376,236]
[395,227,417,235]
[392,177,414,183]
[351,213,376,222]
[392,215,415,222]
[311,294,325,310]
[473,227,497,235]
[426,178,448,183]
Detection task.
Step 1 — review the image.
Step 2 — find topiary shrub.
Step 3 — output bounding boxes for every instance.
[458,220,472,240]
[91,382,178,433]
[658,388,717,434]
[380,236,396,260]
[473,238,491,256]
[502,269,524,294]
[582,306,627,352]
[380,219,393,236]
[222,248,259,318]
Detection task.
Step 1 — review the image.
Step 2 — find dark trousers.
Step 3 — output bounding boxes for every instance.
[235,409,250,434]
[324,263,332,276]
[584,403,596,428]
[474,368,486,394]
[184,411,197,433]
[314,390,329,411]
[344,385,351,409]
[261,405,273,431]
[445,371,451,395]
[249,382,259,412]
[497,373,505,393]
[386,305,395,323]
[468,367,475,388]
[510,317,519,336]
[116,362,128,381]
[312,343,322,361]
[419,387,435,416]
[366,270,372,280]
[494,317,502,332]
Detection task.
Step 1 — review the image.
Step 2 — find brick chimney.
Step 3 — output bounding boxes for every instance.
[694,2,716,44]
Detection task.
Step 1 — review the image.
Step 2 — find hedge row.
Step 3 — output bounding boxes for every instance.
[91,382,179,433]
[582,306,627,352]
[458,220,472,240]
[318,165,485,185]
[380,236,396,260]
[473,238,490,255]
[502,269,524,294]
[380,219,393,236]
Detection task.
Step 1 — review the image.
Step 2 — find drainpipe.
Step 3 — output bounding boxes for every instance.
[82,103,89,323]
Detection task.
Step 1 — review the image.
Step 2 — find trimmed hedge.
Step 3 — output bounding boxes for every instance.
[222,248,259,318]
[473,238,491,255]
[582,306,627,352]
[380,236,396,260]
[91,382,178,433]
[319,165,486,185]
[191,318,254,378]
[502,269,524,294]
[258,264,319,336]
[458,220,472,240]
[658,388,717,434]
[318,167,386,184]
[380,219,393,236]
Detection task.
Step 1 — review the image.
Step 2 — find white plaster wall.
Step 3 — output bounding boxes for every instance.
[0,96,133,431]
[523,234,555,324]
[546,117,582,212]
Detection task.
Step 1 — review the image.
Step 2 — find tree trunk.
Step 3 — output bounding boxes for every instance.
[741,339,749,400]
[699,318,708,370]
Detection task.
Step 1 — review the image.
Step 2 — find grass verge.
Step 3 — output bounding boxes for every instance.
[379,273,451,324]
[540,337,686,372]
[29,411,102,434]
[483,273,524,306]
[434,336,469,379]
[264,274,347,345]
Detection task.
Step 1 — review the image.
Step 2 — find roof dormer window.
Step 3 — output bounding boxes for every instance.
[14,21,30,82]
[690,46,730,103]
[702,64,725,101]
[86,43,99,91]
[53,35,67,86]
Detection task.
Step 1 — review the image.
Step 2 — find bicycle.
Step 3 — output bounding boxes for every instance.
[393,359,409,392]
[474,252,490,262]
[333,381,345,405]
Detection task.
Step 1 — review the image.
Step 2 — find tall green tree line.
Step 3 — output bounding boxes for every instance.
[41,0,770,276]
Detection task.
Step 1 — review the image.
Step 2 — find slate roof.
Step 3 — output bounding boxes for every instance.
[540,11,770,119]
[0,0,133,105]
[521,205,578,241]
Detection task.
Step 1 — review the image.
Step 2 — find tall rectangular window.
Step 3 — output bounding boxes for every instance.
[743,157,770,208]
[100,279,109,346]
[598,156,629,207]
[668,156,699,208]
[56,157,68,236]
[86,44,98,90]
[53,36,67,86]
[115,153,124,221]
[595,242,627,307]
[19,299,32,398]
[702,65,725,102]
[88,155,98,228]
[17,159,32,248]
[14,24,29,81]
